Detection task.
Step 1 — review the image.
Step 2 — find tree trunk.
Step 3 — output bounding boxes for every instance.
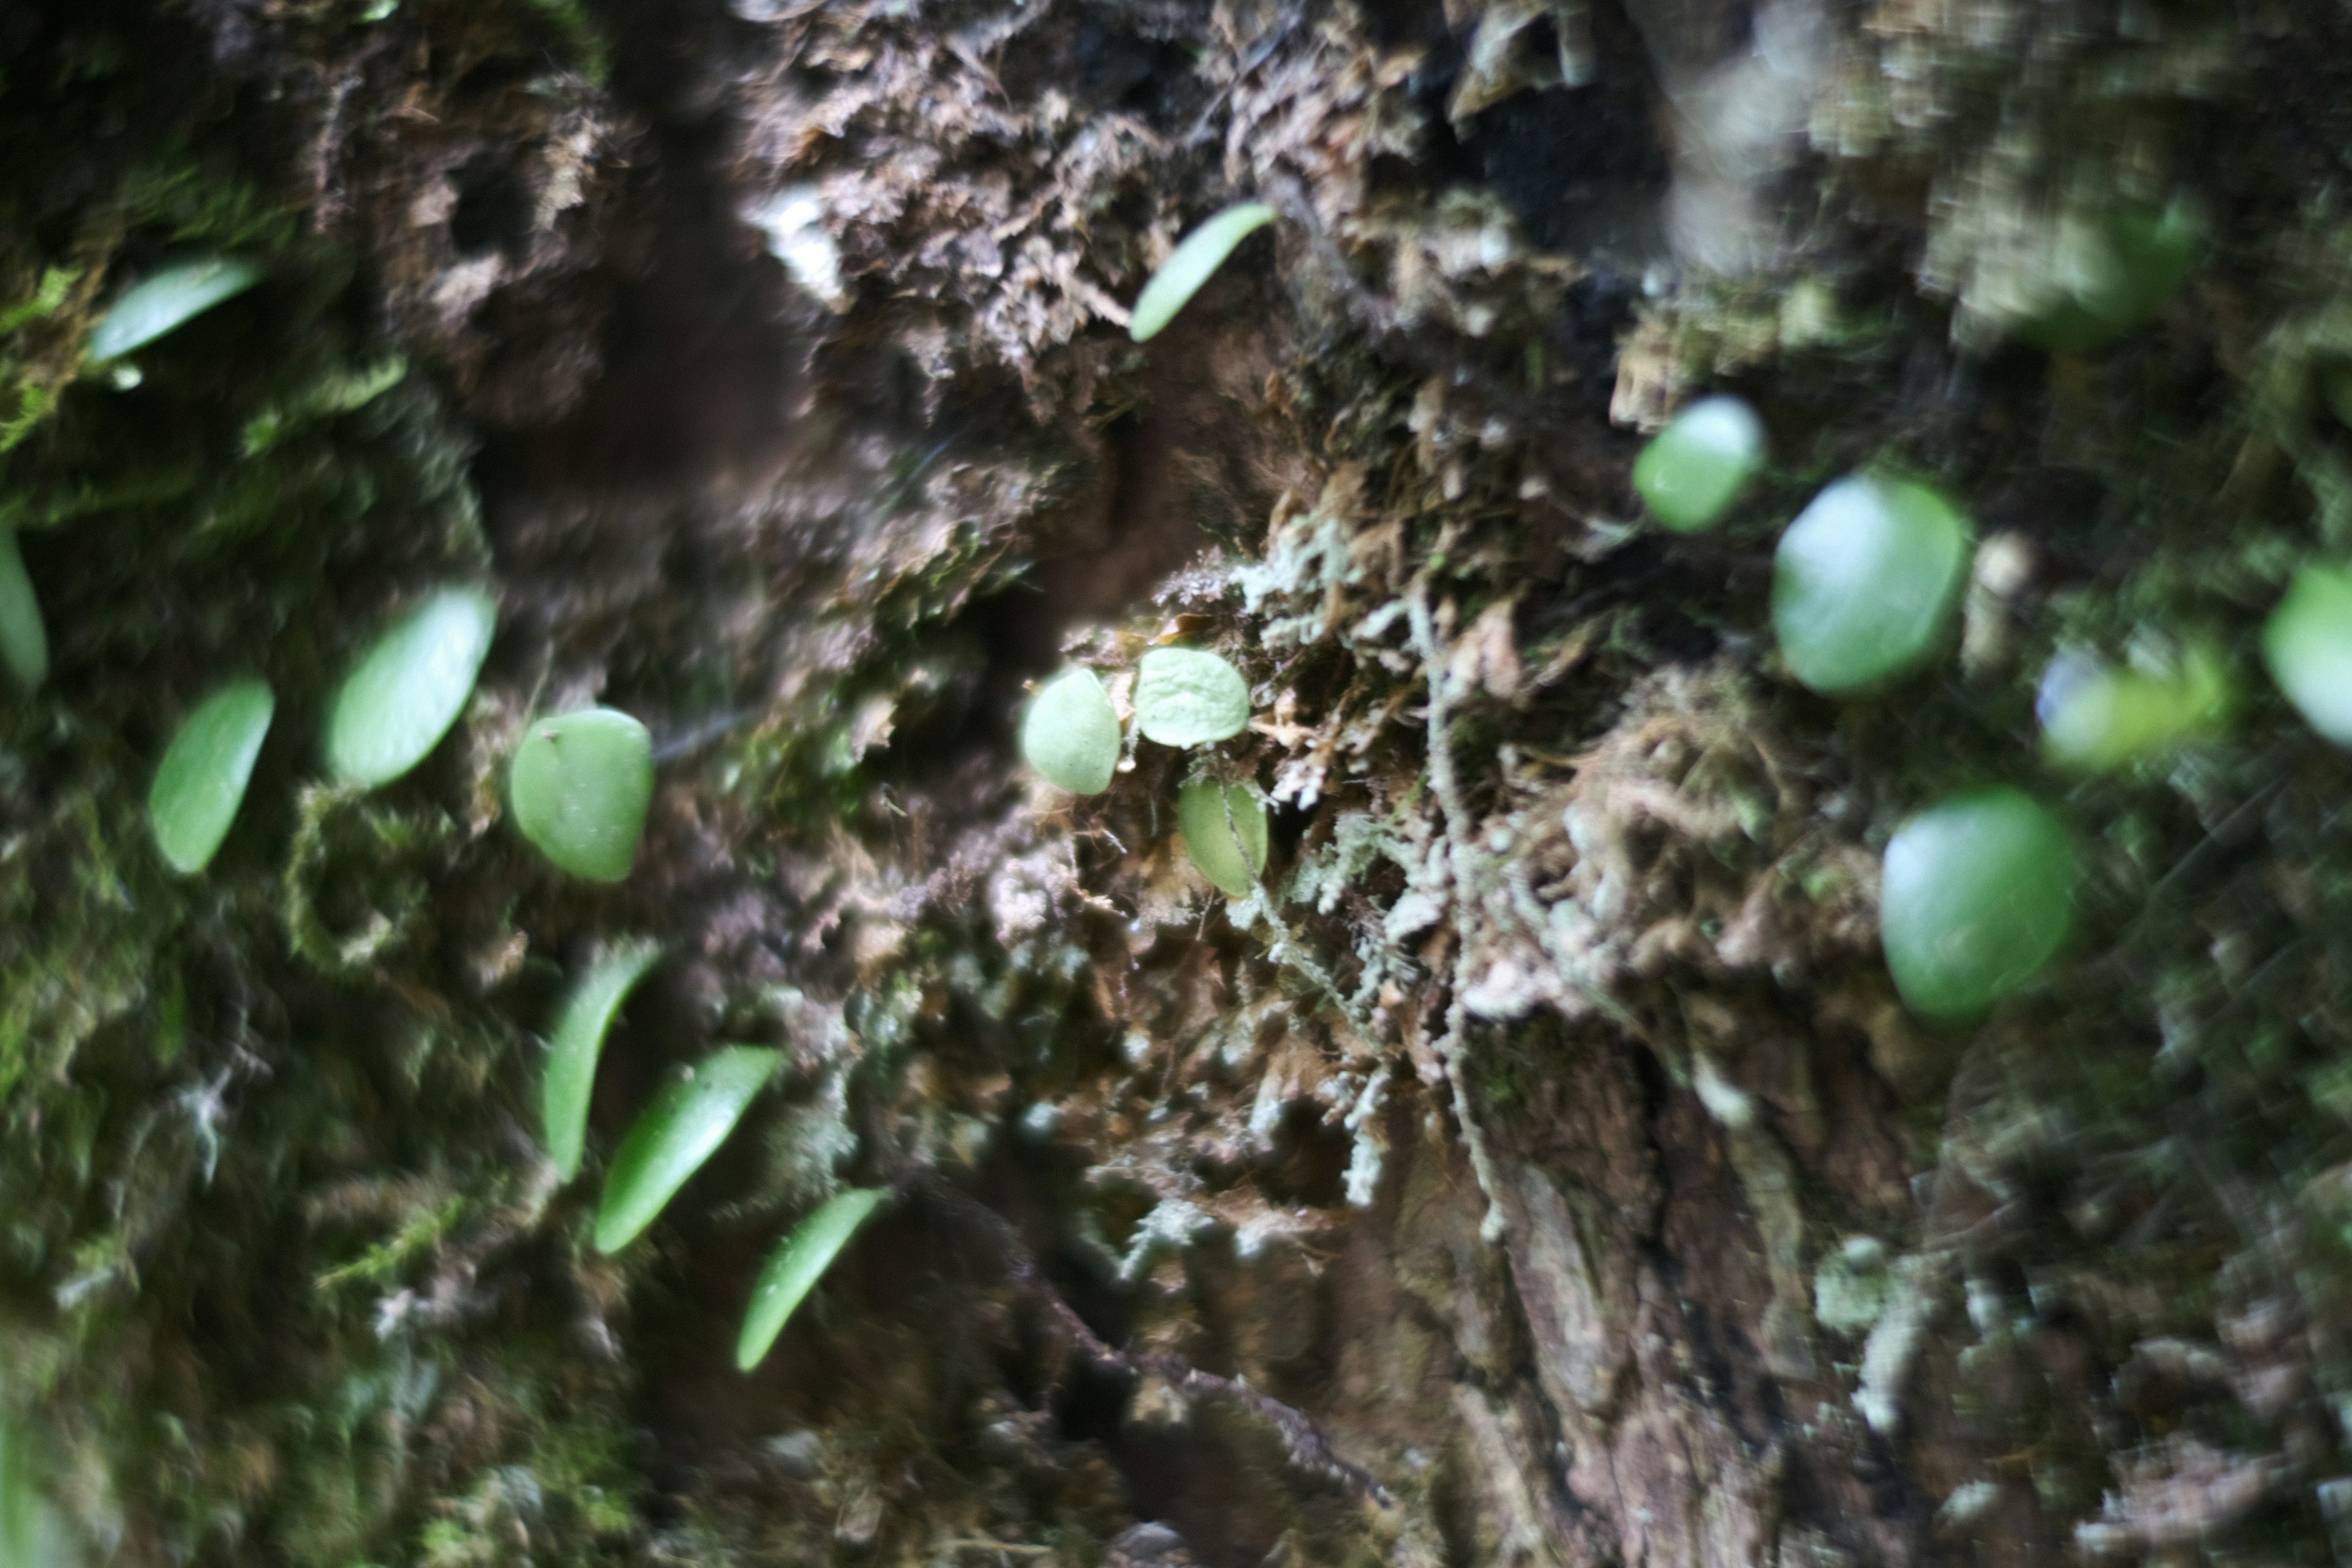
[4,0,2349,1565]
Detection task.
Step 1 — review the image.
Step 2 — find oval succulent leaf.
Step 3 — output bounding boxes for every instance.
[2263,562,2352,748]
[1772,473,1971,695]
[1134,647,1250,747]
[0,528,47,693]
[594,1046,783,1253]
[88,257,263,361]
[1020,668,1120,794]
[1632,395,1765,532]
[2037,646,2226,771]
[148,679,275,874]
[736,1187,888,1371]
[1178,778,1270,898]
[1880,787,2076,1019]
[510,706,655,883]
[1129,202,1276,343]
[543,941,662,1182]
[325,586,496,788]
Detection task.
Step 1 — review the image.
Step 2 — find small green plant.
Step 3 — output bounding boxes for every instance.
[147,677,274,873]
[510,706,655,882]
[323,586,496,787]
[2261,561,2352,747]
[1129,202,1276,343]
[1772,473,1971,695]
[543,942,662,1182]
[1019,668,1121,794]
[595,1046,783,1253]
[1134,647,1250,746]
[0,527,46,693]
[1177,777,1268,897]
[87,257,262,361]
[2016,197,2203,352]
[736,1187,887,1371]
[1632,395,1765,532]
[1879,786,2075,1019]
[2037,645,2227,771]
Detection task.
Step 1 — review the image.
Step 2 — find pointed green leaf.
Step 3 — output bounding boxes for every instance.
[511,707,655,882]
[1772,473,1970,695]
[148,679,275,874]
[594,1046,783,1253]
[0,527,46,693]
[89,257,262,361]
[1633,395,1766,532]
[737,1187,886,1371]
[1020,668,1120,793]
[1130,202,1276,343]
[325,586,496,787]
[543,941,662,1182]
[1134,647,1250,747]
[1178,778,1269,897]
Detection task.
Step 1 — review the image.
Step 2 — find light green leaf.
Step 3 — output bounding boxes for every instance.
[543,941,662,1182]
[324,586,496,787]
[2263,562,2352,748]
[510,707,655,882]
[1134,647,1250,747]
[737,1187,887,1371]
[1020,668,1120,793]
[88,257,262,361]
[0,527,46,693]
[1880,788,2075,1019]
[594,1046,783,1253]
[2037,646,2226,771]
[0,1417,80,1568]
[148,679,274,874]
[1130,202,1276,343]
[1178,778,1269,897]
[1632,395,1765,532]
[1771,473,1970,695]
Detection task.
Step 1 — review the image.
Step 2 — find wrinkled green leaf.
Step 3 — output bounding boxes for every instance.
[324,586,496,787]
[543,941,662,1182]
[737,1187,887,1371]
[594,1046,783,1253]
[1020,668,1120,793]
[148,679,274,873]
[1130,202,1276,343]
[1632,395,1765,532]
[1134,647,1250,747]
[511,706,655,882]
[88,257,262,360]
[1880,787,2075,1019]
[1178,778,1269,897]
[1772,473,1970,695]
[2263,562,2352,748]
[0,527,45,693]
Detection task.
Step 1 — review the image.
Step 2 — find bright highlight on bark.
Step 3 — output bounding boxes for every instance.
[737,1187,888,1371]
[1134,647,1250,747]
[0,528,47,693]
[543,942,662,1182]
[595,1046,783,1253]
[88,257,262,360]
[1632,395,1765,532]
[1129,202,1276,343]
[148,679,274,874]
[1178,778,1268,897]
[1020,668,1121,794]
[2263,562,2352,748]
[1772,473,1971,695]
[324,586,496,788]
[511,706,655,882]
[1880,787,2075,1019]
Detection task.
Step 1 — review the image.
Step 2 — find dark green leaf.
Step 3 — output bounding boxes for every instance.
[594,1046,783,1253]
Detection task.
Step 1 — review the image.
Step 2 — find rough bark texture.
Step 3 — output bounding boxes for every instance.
[5,1,2352,1566]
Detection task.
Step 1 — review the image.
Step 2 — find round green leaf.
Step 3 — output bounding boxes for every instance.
[325,586,496,787]
[1130,202,1276,343]
[148,679,275,874]
[1178,778,1269,897]
[89,257,263,361]
[1020,667,1120,794]
[1632,395,1765,532]
[0,528,47,693]
[1135,647,1250,747]
[543,941,662,1182]
[1772,473,1971,695]
[2037,646,2226,772]
[1880,787,2075,1019]
[511,706,655,882]
[594,1046,783,1253]
[2263,562,2352,747]
[737,1187,887,1371]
